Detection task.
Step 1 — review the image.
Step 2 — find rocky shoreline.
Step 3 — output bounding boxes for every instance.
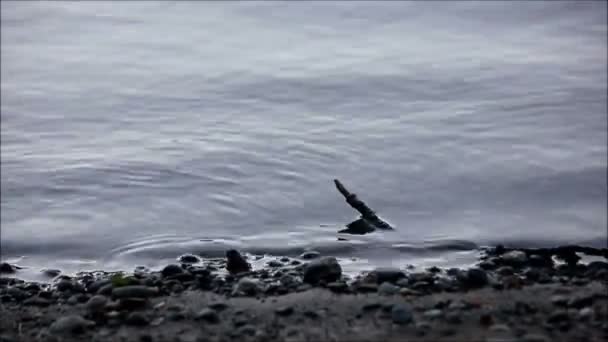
[1,245,607,342]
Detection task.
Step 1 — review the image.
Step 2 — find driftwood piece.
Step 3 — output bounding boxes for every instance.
[334,179,394,233]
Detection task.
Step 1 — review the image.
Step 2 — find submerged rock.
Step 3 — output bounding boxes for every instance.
[365,268,406,284]
[300,251,321,260]
[391,304,413,324]
[303,257,342,285]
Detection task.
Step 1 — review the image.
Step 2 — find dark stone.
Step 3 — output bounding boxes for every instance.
[275,306,294,316]
[366,268,406,284]
[0,263,15,274]
[56,279,74,292]
[362,302,382,311]
[119,298,148,311]
[338,218,376,235]
[478,260,497,270]
[126,312,149,326]
[326,281,348,293]
[547,310,570,324]
[178,254,200,264]
[195,308,219,323]
[458,268,488,288]
[226,250,251,274]
[303,257,342,285]
[88,279,112,294]
[42,269,62,278]
[356,283,378,293]
[497,266,515,276]
[161,264,183,277]
[208,302,229,311]
[300,251,321,260]
[391,304,413,324]
[267,260,283,268]
[23,296,51,307]
[480,312,494,326]
[112,286,158,299]
[568,294,594,309]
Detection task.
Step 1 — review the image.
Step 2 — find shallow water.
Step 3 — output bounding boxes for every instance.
[1,1,606,276]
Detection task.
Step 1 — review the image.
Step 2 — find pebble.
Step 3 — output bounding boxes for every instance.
[0,263,16,274]
[267,260,283,268]
[208,302,229,311]
[178,254,200,264]
[377,282,400,296]
[85,295,108,313]
[161,264,184,277]
[367,268,406,284]
[88,279,112,294]
[226,249,251,274]
[112,285,158,299]
[521,334,550,342]
[445,311,462,324]
[275,306,294,316]
[232,277,261,296]
[550,295,568,307]
[49,315,94,334]
[126,312,150,326]
[496,266,515,276]
[362,302,382,311]
[303,257,342,285]
[23,296,51,307]
[42,269,61,278]
[423,309,442,320]
[195,308,220,323]
[501,250,528,266]
[391,304,413,324]
[568,293,594,308]
[578,307,594,321]
[547,310,570,324]
[459,268,488,288]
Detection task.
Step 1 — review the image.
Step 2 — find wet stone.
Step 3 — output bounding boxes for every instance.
[178,254,200,264]
[377,282,400,296]
[42,269,61,278]
[300,251,321,260]
[85,295,108,313]
[303,257,342,285]
[275,306,294,316]
[391,304,413,324]
[0,263,16,274]
[126,312,149,326]
[49,315,94,335]
[112,286,158,299]
[161,264,183,277]
[195,308,219,323]
[267,260,283,268]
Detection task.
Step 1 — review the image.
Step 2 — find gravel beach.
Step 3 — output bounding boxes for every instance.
[1,245,607,342]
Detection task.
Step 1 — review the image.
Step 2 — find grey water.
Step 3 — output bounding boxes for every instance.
[1,1,606,278]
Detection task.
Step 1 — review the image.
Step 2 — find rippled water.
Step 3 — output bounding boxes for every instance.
[1,1,606,276]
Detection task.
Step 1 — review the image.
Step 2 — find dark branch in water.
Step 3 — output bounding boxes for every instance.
[334,179,394,233]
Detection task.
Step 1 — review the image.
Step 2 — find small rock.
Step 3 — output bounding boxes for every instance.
[303,257,342,285]
[126,312,149,326]
[327,281,348,293]
[49,315,94,334]
[56,279,74,292]
[547,310,569,324]
[521,333,550,342]
[459,268,488,288]
[479,260,497,270]
[88,279,112,294]
[0,263,16,274]
[267,260,283,268]
[496,266,515,276]
[445,311,462,324]
[568,293,594,309]
[42,269,62,278]
[391,304,413,324]
[195,308,219,323]
[377,282,400,296]
[356,283,378,293]
[85,295,108,313]
[161,264,183,277]
[178,254,200,264]
[232,277,261,296]
[23,296,51,307]
[275,306,294,316]
[550,295,568,307]
[226,249,251,274]
[480,312,494,326]
[112,286,158,299]
[237,325,258,337]
[423,309,442,320]
[366,268,406,284]
[208,302,229,311]
[399,288,422,296]
[501,250,527,266]
[300,251,321,260]
[578,307,594,321]
[362,302,382,311]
